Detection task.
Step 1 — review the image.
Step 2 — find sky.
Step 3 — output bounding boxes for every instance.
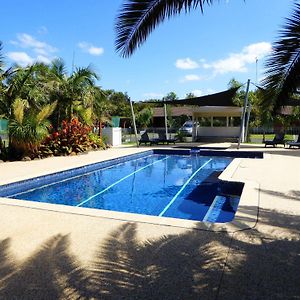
[0,0,294,101]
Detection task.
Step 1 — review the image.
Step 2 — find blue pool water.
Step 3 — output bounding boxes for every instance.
[1,153,242,223]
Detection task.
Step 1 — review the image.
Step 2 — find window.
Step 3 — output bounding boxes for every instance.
[213,117,227,127]
[199,117,211,127]
[229,117,241,127]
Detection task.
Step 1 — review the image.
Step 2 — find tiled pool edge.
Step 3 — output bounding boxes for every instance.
[0,151,259,233]
[0,150,153,197]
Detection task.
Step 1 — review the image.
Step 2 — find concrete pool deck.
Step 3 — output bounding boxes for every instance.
[0,143,299,299]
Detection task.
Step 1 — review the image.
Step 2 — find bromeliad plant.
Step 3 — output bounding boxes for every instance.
[39,117,105,157]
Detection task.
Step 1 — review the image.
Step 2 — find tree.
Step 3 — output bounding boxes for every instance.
[162,92,178,101]
[185,92,197,99]
[115,0,227,57]
[227,78,244,106]
[93,87,113,138]
[46,59,98,128]
[105,90,131,117]
[135,107,153,128]
[262,3,300,111]
[9,98,57,158]
[0,62,37,119]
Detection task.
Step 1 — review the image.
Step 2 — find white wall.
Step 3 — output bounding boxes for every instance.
[196,127,240,137]
[102,127,122,146]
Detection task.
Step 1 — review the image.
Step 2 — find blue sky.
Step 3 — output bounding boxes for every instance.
[1,0,293,101]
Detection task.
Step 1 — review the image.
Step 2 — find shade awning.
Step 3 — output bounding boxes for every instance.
[150,87,240,107]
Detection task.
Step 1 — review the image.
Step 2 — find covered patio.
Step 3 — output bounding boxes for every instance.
[192,106,242,142]
[142,87,246,143]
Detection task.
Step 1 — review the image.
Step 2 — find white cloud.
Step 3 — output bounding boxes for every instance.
[7,52,33,66]
[7,52,54,66]
[9,33,57,65]
[36,55,52,64]
[182,74,203,82]
[175,58,199,70]
[190,89,215,97]
[203,42,272,75]
[78,42,104,56]
[14,33,57,54]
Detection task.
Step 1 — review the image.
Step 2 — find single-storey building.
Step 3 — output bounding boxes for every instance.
[150,88,243,142]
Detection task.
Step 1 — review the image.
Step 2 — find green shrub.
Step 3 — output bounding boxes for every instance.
[37,118,106,158]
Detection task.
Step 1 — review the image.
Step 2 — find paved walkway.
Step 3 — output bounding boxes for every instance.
[0,144,299,299]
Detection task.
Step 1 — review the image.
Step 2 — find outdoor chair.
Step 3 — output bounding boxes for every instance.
[286,135,300,148]
[138,131,159,146]
[157,132,177,145]
[264,132,286,147]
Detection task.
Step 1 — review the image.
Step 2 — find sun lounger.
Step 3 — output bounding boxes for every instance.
[157,132,177,145]
[287,135,300,148]
[138,131,159,146]
[264,132,285,147]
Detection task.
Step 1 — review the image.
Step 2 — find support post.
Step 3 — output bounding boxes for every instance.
[130,100,139,147]
[192,114,195,141]
[164,103,168,139]
[238,79,251,149]
[244,104,252,142]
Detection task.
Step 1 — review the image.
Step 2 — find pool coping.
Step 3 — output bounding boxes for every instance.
[0,150,260,233]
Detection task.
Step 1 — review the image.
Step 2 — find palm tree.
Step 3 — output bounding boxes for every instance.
[46,59,99,128]
[115,0,221,57]
[262,3,300,110]
[93,87,113,138]
[9,98,57,157]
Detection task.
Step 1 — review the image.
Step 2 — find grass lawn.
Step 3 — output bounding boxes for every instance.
[249,134,295,143]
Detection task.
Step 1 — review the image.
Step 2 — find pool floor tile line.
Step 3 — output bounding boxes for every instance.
[76,156,169,207]
[158,158,213,217]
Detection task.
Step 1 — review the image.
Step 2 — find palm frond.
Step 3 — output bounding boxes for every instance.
[36,101,57,124]
[77,106,93,125]
[6,65,35,101]
[0,41,5,71]
[12,98,28,124]
[50,58,67,79]
[70,66,98,87]
[262,3,300,110]
[115,0,215,57]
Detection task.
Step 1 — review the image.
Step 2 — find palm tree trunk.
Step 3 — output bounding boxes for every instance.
[98,120,102,139]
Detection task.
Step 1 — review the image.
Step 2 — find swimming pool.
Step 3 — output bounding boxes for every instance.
[0,151,243,223]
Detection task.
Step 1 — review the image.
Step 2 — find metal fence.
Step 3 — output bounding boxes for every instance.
[0,119,9,147]
[121,127,178,143]
[249,127,300,135]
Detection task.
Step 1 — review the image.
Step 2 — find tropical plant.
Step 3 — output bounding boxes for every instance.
[185,92,197,99]
[262,3,300,111]
[115,0,225,57]
[93,87,112,138]
[135,107,153,128]
[39,118,94,157]
[46,59,98,128]
[105,89,131,116]
[162,91,178,102]
[9,99,57,158]
[0,62,36,119]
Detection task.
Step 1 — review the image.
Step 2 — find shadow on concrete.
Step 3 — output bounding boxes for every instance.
[0,239,15,279]
[233,143,300,158]
[0,235,91,299]
[259,188,300,201]
[264,149,300,157]
[0,209,299,299]
[219,208,300,300]
[88,223,230,299]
